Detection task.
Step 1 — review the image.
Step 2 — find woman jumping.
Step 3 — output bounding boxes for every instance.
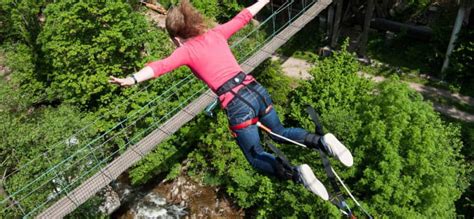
[109,0,353,200]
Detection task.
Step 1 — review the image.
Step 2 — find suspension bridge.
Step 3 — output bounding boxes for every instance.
[1,0,332,217]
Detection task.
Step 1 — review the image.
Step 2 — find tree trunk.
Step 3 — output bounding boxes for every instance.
[464,6,471,25]
[370,18,433,40]
[382,0,390,17]
[330,0,344,48]
[441,5,466,74]
[358,0,376,56]
[342,0,352,23]
[327,4,335,44]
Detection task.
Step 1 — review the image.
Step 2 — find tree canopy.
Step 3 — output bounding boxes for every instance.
[0,0,471,217]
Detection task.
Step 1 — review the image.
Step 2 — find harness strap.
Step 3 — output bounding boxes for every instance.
[246,84,273,115]
[306,106,353,217]
[306,106,325,135]
[230,90,258,116]
[229,117,259,131]
[267,141,296,180]
[216,72,247,96]
[318,148,348,210]
[222,74,273,136]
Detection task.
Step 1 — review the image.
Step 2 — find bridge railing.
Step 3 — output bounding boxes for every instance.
[0,0,323,217]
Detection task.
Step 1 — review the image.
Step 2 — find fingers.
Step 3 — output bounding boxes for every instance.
[109,76,134,87]
[109,76,118,82]
[109,76,124,86]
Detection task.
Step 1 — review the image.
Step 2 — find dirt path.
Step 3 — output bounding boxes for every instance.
[275,55,474,123]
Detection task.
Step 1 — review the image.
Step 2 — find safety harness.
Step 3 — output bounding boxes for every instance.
[215,72,295,178]
[305,106,355,217]
[216,72,272,134]
[213,74,372,217]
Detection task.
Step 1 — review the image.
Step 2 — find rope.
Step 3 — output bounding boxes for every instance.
[331,167,372,219]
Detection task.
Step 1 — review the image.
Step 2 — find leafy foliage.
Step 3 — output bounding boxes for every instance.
[1,43,46,103]
[253,59,294,106]
[37,1,151,108]
[0,80,96,217]
[287,46,468,217]
[159,0,243,22]
[0,0,470,218]
[0,0,43,46]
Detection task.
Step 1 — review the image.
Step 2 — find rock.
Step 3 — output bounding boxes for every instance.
[318,46,333,57]
[99,186,121,215]
[153,174,244,218]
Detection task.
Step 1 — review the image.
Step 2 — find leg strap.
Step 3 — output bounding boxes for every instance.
[267,142,296,181]
[229,117,259,131]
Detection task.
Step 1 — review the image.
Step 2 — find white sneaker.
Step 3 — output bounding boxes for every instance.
[321,133,353,167]
[295,164,329,200]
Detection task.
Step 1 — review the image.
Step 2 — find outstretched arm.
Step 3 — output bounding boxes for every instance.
[247,0,270,16]
[214,0,270,39]
[109,47,188,87]
[109,66,154,87]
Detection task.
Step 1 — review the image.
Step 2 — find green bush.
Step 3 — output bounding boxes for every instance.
[454,120,474,218]
[0,81,95,216]
[1,43,46,103]
[37,1,151,108]
[287,46,468,217]
[0,0,43,46]
[159,0,243,22]
[253,59,293,106]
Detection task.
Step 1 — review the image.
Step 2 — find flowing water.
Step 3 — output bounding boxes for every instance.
[111,173,243,218]
[120,193,187,218]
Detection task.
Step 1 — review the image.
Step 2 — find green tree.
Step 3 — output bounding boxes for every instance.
[1,43,46,103]
[287,46,468,217]
[0,80,95,217]
[37,1,151,108]
[0,0,43,46]
[158,0,243,21]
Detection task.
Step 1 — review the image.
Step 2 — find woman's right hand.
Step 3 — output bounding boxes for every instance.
[109,76,135,87]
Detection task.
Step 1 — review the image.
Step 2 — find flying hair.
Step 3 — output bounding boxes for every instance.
[165,0,207,39]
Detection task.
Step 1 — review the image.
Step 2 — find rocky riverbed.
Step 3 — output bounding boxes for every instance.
[107,167,243,218]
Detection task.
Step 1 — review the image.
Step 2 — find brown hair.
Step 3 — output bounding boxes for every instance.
[166,0,207,39]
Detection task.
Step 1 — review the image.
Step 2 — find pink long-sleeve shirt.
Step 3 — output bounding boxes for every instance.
[146,9,255,108]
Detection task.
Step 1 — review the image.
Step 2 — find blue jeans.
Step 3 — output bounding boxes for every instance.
[226,82,309,177]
